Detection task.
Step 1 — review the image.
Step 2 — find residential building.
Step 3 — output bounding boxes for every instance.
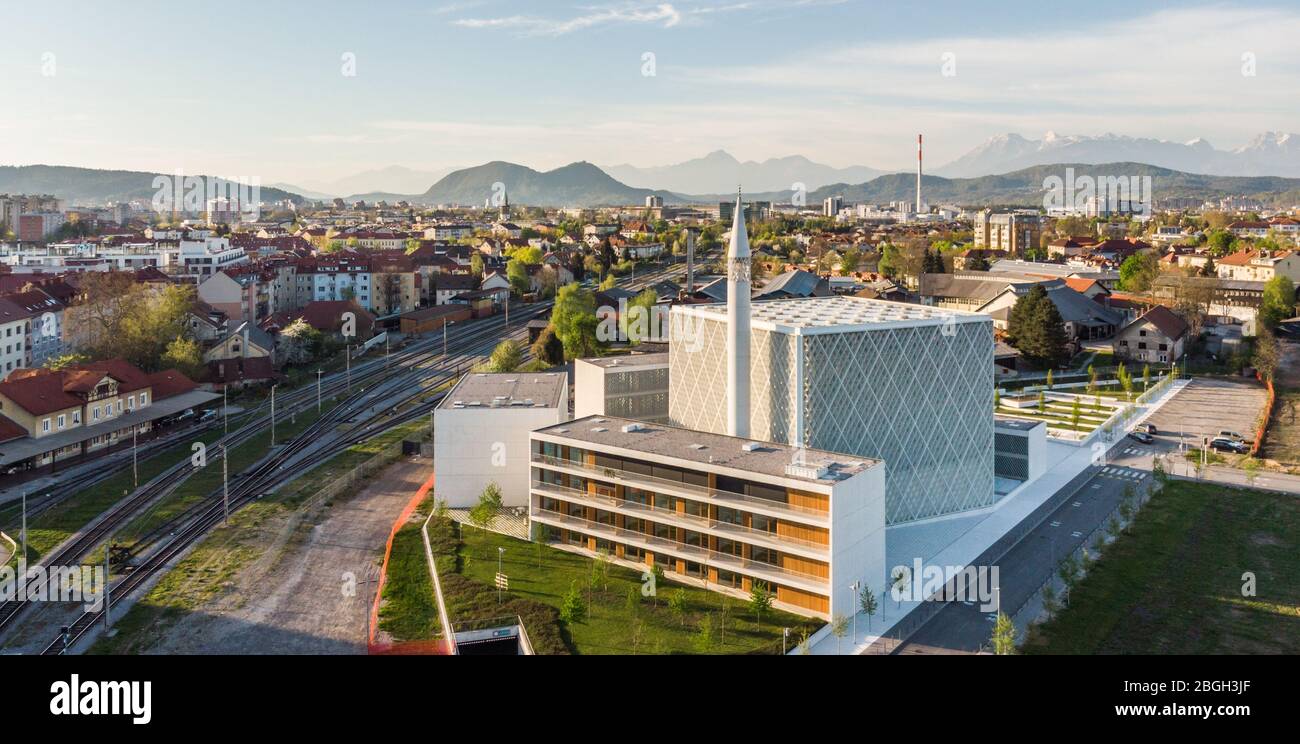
[974,210,1043,255]
[1112,305,1189,364]
[529,415,885,619]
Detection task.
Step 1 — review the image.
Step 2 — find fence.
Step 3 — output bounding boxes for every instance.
[367,469,440,654]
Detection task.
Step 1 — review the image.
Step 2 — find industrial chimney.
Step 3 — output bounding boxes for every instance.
[916,134,923,215]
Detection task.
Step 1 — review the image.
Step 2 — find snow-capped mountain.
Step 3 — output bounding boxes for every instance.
[937,132,1300,178]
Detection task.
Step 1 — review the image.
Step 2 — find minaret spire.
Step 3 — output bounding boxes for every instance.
[726,188,751,438]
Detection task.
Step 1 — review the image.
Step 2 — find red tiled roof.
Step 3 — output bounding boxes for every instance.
[148,369,198,400]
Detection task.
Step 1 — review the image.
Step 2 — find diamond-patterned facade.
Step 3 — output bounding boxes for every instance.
[670,310,994,524]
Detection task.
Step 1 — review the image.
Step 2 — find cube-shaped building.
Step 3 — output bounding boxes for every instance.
[670,296,994,524]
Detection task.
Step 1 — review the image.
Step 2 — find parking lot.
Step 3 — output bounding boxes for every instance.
[1139,377,1267,451]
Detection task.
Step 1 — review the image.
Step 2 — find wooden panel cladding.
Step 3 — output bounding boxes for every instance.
[788,489,830,513]
[782,554,830,579]
[777,520,829,545]
[777,585,829,614]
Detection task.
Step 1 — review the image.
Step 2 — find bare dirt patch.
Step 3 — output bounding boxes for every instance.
[115,458,432,655]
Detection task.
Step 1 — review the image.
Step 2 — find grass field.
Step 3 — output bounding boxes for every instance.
[384,512,821,655]
[1023,480,1300,654]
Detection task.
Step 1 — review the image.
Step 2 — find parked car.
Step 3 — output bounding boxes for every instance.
[1128,430,1154,444]
[1141,423,1158,435]
[1209,437,1249,454]
[1218,430,1247,442]
[197,409,218,423]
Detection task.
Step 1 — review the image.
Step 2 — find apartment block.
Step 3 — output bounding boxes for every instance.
[529,416,886,619]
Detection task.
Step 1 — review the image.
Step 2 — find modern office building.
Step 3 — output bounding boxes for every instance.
[573,353,670,423]
[529,415,886,618]
[670,295,995,524]
[434,372,569,508]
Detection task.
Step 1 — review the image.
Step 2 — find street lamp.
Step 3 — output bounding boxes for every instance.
[782,627,790,655]
[497,546,506,604]
[316,369,323,413]
[849,581,860,645]
[269,384,279,447]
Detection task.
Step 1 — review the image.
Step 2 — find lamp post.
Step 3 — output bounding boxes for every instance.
[270,384,279,447]
[497,546,506,604]
[443,320,454,356]
[223,385,228,435]
[849,581,860,645]
[782,627,790,655]
[316,369,323,413]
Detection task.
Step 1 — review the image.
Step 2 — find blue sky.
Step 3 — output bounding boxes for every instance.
[1,0,1297,186]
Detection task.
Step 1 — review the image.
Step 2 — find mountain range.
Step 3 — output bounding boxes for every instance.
[0,165,303,207]
[271,165,459,200]
[937,132,1300,179]
[603,150,883,194]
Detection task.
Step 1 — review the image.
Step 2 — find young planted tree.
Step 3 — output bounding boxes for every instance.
[1071,398,1082,430]
[991,611,1017,655]
[692,614,716,654]
[749,581,773,627]
[830,614,850,655]
[859,583,878,631]
[468,482,503,529]
[668,588,687,627]
[560,580,587,623]
[1041,584,1059,621]
[891,567,909,608]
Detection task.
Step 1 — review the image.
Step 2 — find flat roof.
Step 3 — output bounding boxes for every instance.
[994,417,1044,431]
[576,352,669,369]
[533,415,878,485]
[439,372,566,410]
[672,295,987,335]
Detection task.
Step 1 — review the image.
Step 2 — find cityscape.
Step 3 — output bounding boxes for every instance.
[0,0,1296,722]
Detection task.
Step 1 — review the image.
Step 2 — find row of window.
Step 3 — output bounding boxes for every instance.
[38,392,149,434]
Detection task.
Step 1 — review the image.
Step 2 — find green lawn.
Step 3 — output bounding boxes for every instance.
[1024,480,1300,654]
[424,517,820,655]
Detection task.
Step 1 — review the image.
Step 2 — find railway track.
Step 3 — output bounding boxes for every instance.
[3,264,682,651]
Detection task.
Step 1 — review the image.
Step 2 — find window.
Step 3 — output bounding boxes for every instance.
[93,406,100,421]
[140,392,148,406]
[73,410,81,424]
[57,414,65,430]
[42,418,50,433]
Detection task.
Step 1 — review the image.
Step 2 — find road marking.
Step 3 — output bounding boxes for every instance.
[1072,501,1082,507]
[1091,484,1102,489]
[1071,531,1083,538]
[1050,520,1061,527]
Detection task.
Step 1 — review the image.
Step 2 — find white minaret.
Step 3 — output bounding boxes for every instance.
[726,189,751,438]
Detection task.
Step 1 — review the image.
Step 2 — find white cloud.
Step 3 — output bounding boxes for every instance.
[453,3,684,36]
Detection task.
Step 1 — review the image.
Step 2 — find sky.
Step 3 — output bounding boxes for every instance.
[1,0,1298,188]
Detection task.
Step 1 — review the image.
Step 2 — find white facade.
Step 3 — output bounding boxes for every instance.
[573,354,669,423]
[433,373,570,507]
[179,237,248,279]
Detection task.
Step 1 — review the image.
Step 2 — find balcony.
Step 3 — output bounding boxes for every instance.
[530,507,828,595]
[531,454,829,527]
[531,479,828,559]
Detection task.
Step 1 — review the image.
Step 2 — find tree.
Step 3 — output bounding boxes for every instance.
[1253,327,1280,382]
[891,567,909,608]
[830,614,850,654]
[483,338,522,373]
[560,580,587,623]
[1006,284,1069,368]
[668,588,687,627]
[468,482,503,529]
[470,252,485,279]
[1242,457,1261,487]
[1045,369,1054,390]
[1117,252,1159,293]
[276,318,321,366]
[991,611,1017,655]
[551,284,600,360]
[692,614,716,653]
[531,324,565,367]
[1070,397,1081,429]
[621,289,659,345]
[160,336,204,379]
[1199,254,1217,277]
[1259,275,1295,329]
[859,583,878,630]
[506,258,531,296]
[1041,584,1059,621]
[748,580,773,626]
